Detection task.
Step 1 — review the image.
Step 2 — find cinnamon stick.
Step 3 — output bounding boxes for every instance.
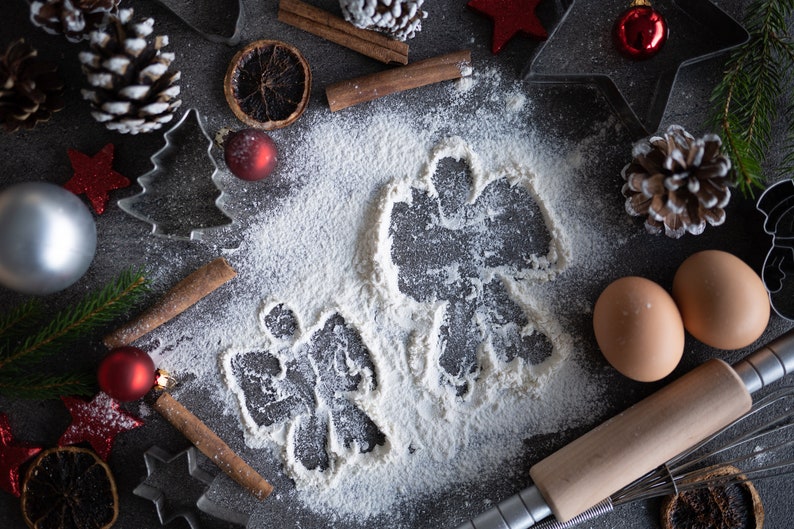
[103,258,237,349]
[326,50,472,112]
[154,392,273,500]
[278,0,408,65]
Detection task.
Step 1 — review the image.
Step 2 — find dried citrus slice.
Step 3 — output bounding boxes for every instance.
[660,466,764,529]
[224,40,311,130]
[21,446,118,529]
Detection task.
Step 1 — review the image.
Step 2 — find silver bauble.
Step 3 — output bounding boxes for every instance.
[0,182,97,295]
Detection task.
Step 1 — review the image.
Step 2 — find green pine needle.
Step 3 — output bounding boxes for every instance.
[710,0,794,197]
[0,372,95,400]
[0,267,149,399]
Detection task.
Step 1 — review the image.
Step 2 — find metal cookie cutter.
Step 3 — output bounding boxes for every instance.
[757,179,794,321]
[118,108,234,241]
[153,0,244,45]
[524,0,749,137]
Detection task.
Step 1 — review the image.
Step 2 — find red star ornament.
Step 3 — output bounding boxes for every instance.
[467,0,548,54]
[64,143,130,214]
[59,392,144,461]
[0,413,43,497]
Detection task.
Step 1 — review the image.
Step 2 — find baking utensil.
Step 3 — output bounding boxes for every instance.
[757,179,794,321]
[533,385,794,528]
[455,327,794,529]
[118,109,234,241]
[524,0,749,137]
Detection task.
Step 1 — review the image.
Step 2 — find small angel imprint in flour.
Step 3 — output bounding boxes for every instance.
[222,304,386,473]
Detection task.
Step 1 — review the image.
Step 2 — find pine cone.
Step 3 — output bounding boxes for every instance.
[29,0,119,43]
[0,38,65,132]
[79,9,181,134]
[340,0,427,41]
[621,125,733,238]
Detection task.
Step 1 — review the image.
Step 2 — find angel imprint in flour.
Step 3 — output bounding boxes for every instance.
[369,136,571,400]
[221,304,386,476]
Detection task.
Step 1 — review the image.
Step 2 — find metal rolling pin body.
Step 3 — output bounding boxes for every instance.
[455,328,794,529]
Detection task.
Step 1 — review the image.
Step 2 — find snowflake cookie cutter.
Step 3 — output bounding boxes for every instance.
[118,108,235,241]
[524,0,749,137]
[152,0,245,45]
[757,179,794,321]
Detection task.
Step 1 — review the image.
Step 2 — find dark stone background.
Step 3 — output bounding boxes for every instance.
[1,0,792,528]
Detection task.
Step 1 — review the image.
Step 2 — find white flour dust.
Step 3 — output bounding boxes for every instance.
[148,67,632,521]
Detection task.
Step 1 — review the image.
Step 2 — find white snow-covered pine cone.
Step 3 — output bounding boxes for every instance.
[339,0,427,41]
[79,8,181,134]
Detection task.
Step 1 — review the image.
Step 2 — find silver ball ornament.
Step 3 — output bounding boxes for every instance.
[0,182,97,295]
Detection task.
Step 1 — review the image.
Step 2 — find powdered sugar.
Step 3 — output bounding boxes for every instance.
[147,66,631,523]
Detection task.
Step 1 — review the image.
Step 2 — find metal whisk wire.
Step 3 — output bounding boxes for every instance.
[536,386,794,529]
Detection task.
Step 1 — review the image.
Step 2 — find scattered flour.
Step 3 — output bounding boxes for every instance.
[146,65,633,524]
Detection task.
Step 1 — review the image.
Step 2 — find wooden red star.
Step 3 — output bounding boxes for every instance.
[59,392,144,461]
[64,143,130,214]
[467,0,548,53]
[0,413,43,497]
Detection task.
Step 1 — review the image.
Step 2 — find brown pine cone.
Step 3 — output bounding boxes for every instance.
[0,38,65,132]
[621,125,733,238]
[79,9,181,134]
[29,0,120,43]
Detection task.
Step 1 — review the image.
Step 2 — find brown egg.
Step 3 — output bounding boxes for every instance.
[672,250,769,350]
[593,276,685,382]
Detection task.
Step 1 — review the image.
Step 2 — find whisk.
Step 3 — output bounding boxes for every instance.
[533,386,794,529]
[456,328,794,529]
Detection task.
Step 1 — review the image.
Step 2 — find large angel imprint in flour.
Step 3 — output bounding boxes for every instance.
[376,137,569,396]
[221,304,385,474]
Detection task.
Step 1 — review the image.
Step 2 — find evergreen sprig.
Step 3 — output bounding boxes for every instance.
[710,0,794,197]
[0,268,149,400]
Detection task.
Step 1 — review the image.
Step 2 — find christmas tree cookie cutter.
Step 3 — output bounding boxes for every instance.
[118,108,234,241]
[152,0,244,45]
[524,0,749,137]
[757,179,794,321]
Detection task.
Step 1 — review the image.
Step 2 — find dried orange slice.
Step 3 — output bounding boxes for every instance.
[224,40,312,130]
[21,446,118,529]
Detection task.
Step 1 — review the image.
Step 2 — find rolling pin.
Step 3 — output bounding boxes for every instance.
[456,327,794,529]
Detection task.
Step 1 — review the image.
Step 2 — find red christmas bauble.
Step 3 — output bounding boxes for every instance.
[97,346,155,402]
[613,5,668,60]
[223,129,278,181]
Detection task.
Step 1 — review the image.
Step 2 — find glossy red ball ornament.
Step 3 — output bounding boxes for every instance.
[613,4,668,60]
[97,346,155,402]
[223,129,278,181]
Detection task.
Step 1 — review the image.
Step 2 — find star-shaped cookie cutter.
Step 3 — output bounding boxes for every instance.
[524,0,749,137]
[133,446,248,528]
[757,179,794,321]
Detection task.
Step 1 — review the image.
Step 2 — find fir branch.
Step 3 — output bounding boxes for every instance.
[0,268,149,375]
[710,0,794,197]
[0,372,95,400]
[0,299,42,357]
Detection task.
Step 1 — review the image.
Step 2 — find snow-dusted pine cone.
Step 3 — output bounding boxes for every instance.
[0,38,65,132]
[79,9,181,134]
[621,125,733,238]
[340,0,427,41]
[29,0,119,43]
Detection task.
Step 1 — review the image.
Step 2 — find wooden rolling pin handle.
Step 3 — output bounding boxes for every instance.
[154,392,273,500]
[529,358,752,523]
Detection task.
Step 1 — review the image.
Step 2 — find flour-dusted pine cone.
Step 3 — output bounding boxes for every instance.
[29,0,119,43]
[340,0,427,41]
[79,9,181,134]
[621,125,733,238]
[0,38,65,132]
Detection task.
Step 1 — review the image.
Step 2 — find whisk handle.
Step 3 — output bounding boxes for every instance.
[733,327,794,393]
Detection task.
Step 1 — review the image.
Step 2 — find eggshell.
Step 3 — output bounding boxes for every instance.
[593,276,685,382]
[672,250,769,350]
